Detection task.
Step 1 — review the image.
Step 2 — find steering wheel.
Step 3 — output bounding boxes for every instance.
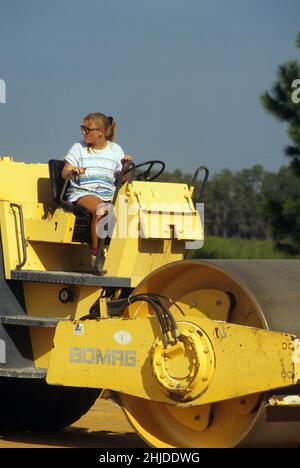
[124,160,165,181]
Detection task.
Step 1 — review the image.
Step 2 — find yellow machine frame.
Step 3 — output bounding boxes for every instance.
[1,155,300,448]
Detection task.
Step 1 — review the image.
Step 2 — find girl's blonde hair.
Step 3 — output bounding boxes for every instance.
[83,112,116,141]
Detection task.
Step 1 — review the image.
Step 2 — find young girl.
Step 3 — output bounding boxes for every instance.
[62,112,133,266]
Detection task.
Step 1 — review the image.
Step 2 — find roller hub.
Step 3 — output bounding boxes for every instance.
[152,322,215,401]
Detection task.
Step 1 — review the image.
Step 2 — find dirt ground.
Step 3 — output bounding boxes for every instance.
[0,397,148,448]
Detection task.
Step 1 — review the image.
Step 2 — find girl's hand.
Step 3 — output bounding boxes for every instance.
[68,166,85,179]
[121,155,133,164]
[74,166,86,175]
[62,162,85,180]
[120,155,134,182]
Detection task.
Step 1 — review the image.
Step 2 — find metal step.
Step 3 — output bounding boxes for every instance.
[0,315,67,328]
[10,269,131,288]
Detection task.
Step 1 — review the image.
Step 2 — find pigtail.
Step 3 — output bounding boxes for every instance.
[105,116,116,142]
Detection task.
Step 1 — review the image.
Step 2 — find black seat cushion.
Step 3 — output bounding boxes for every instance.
[49,159,66,204]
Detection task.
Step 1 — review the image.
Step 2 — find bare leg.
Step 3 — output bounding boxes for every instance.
[75,195,105,250]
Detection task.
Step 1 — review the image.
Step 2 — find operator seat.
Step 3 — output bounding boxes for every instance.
[48,159,92,243]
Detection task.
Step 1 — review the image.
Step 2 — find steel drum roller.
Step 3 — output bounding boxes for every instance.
[120,260,300,448]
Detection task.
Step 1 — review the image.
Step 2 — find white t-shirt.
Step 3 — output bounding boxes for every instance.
[64,140,125,202]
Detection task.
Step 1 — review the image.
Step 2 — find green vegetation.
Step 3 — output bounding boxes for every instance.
[187,236,296,260]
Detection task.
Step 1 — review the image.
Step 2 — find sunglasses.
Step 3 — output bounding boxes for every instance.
[80,125,102,135]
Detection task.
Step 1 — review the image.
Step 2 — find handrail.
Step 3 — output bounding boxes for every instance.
[190,165,210,203]
[10,203,27,270]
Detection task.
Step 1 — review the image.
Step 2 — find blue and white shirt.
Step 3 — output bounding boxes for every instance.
[64,141,124,202]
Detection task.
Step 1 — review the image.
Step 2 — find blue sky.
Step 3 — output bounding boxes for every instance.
[0,0,299,174]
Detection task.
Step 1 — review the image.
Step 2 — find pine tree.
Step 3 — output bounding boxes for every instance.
[261,33,300,175]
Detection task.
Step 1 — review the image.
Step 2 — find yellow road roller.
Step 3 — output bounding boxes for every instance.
[0,155,300,448]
